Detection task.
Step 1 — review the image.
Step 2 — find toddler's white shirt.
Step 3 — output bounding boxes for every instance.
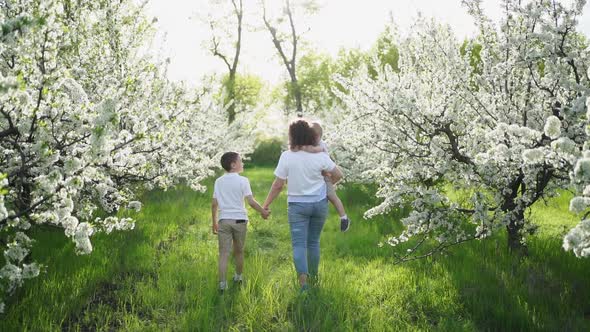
[319,140,329,154]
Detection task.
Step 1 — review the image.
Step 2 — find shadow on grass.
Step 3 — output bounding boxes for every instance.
[0,220,156,331]
[319,178,590,330]
[1,184,213,331]
[434,234,590,331]
[282,284,365,331]
[316,206,590,331]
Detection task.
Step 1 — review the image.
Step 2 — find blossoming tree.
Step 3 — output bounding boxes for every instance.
[564,93,590,257]
[0,0,244,311]
[334,0,589,262]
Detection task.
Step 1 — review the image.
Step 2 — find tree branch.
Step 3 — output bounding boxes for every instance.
[262,1,294,75]
[210,23,232,72]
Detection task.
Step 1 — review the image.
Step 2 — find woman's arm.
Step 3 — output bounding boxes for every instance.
[325,166,343,184]
[263,177,286,209]
[298,145,325,153]
[247,195,270,219]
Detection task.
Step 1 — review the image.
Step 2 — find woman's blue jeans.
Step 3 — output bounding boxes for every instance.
[287,198,328,277]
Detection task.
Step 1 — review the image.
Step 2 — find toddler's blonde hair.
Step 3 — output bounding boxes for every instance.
[310,121,323,138]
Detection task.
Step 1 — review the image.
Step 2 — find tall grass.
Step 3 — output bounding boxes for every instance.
[1,167,589,331]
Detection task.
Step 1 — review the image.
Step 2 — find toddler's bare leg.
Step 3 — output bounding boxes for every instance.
[327,192,346,218]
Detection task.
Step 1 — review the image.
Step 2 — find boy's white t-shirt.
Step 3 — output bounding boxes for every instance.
[274,150,336,201]
[319,140,329,154]
[213,173,252,221]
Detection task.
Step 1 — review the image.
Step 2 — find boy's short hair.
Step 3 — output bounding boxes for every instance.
[220,152,240,172]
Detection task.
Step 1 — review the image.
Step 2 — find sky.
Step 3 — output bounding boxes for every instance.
[144,0,590,85]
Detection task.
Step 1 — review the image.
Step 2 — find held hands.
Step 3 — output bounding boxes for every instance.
[261,207,271,220]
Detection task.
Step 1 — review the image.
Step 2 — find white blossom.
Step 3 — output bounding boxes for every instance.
[570,197,590,214]
[73,223,94,255]
[22,263,40,279]
[4,244,28,263]
[128,201,142,212]
[544,116,562,139]
[0,197,7,220]
[522,149,545,164]
[59,78,88,104]
[62,216,79,237]
[563,219,590,257]
[0,264,22,290]
[574,158,590,182]
[551,137,578,156]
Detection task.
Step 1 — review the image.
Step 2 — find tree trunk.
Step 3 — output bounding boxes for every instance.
[291,80,303,117]
[226,73,236,124]
[506,209,528,256]
[286,65,303,117]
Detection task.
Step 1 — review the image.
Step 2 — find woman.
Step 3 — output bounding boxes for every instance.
[262,119,343,291]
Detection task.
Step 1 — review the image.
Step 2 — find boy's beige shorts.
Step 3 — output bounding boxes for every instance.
[218,219,248,255]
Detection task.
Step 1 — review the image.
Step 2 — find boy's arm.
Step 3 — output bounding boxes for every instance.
[246,196,270,219]
[211,198,219,234]
[263,177,286,209]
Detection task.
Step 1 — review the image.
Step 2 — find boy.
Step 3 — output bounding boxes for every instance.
[212,152,269,292]
[300,122,351,232]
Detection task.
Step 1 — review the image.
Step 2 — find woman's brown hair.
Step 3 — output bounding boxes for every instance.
[288,119,316,150]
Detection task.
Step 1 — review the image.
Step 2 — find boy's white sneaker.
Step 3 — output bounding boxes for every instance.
[233,274,243,284]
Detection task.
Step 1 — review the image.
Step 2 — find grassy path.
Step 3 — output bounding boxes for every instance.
[2,166,590,331]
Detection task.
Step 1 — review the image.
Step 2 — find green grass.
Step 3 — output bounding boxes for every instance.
[2,166,590,331]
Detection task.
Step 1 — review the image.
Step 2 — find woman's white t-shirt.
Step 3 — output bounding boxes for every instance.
[274,150,336,202]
